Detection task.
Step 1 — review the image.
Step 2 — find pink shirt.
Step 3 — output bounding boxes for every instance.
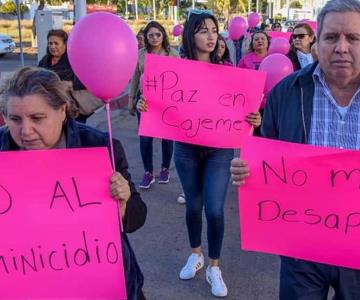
[237,52,266,70]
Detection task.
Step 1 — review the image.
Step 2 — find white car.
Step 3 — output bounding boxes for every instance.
[0,34,16,57]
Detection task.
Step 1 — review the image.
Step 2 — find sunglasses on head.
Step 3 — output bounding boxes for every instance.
[292,33,309,40]
[147,32,162,39]
[187,9,214,20]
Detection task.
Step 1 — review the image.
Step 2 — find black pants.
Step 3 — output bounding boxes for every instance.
[280,257,360,300]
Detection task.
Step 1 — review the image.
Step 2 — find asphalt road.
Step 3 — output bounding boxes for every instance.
[0,52,38,73]
[87,110,280,300]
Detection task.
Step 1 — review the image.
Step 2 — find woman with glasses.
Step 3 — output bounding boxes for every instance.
[288,23,316,70]
[272,22,282,32]
[129,21,179,190]
[237,31,270,70]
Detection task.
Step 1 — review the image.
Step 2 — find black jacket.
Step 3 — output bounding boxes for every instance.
[261,62,318,143]
[0,119,147,299]
[38,52,85,91]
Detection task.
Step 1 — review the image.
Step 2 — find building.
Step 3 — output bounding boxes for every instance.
[271,0,328,20]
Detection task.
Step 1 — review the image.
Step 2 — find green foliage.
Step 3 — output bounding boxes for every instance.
[290,0,302,9]
[0,1,29,18]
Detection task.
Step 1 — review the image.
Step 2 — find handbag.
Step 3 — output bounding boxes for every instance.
[70,89,104,116]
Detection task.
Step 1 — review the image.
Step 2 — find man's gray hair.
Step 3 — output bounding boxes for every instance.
[317,0,360,37]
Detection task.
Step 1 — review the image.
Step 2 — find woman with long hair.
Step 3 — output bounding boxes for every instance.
[217,35,233,66]
[129,21,179,189]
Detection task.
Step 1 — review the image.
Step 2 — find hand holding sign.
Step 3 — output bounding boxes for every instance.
[111,172,131,218]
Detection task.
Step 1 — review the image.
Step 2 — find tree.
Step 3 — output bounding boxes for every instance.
[0,0,29,19]
[290,0,302,9]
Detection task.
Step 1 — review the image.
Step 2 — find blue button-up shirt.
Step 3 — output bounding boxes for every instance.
[309,64,360,150]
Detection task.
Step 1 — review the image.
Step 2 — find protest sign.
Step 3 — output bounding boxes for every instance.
[239,136,360,269]
[0,148,126,299]
[140,54,266,148]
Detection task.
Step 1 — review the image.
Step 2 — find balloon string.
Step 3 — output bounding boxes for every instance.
[106,103,116,171]
[105,102,123,232]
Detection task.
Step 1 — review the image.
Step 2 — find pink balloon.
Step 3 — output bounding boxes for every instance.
[259,54,294,94]
[248,12,260,29]
[67,13,138,102]
[172,24,183,37]
[228,17,247,41]
[268,37,290,55]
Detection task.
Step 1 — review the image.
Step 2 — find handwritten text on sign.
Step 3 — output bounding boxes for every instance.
[0,148,126,299]
[239,137,360,270]
[140,54,266,148]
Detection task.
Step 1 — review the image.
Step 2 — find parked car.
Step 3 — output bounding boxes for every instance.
[0,34,16,57]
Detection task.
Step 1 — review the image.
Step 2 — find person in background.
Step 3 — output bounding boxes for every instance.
[272,22,282,32]
[287,26,294,33]
[38,29,102,123]
[217,35,233,65]
[230,0,360,298]
[136,29,145,50]
[237,31,270,70]
[288,23,316,70]
[0,67,147,300]
[129,21,179,190]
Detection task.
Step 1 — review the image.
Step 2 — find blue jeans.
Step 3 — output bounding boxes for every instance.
[174,142,233,259]
[280,257,360,300]
[137,111,173,173]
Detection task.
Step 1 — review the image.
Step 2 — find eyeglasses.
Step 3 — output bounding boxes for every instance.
[147,32,162,39]
[292,34,309,40]
[187,9,214,20]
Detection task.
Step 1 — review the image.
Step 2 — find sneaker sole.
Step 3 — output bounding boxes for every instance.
[158,179,170,184]
[139,178,155,189]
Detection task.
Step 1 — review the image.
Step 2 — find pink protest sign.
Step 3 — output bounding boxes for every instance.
[140,54,266,148]
[0,148,126,299]
[268,31,292,41]
[239,136,360,269]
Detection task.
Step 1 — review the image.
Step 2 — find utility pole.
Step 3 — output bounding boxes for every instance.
[153,0,156,20]
[192,0,195,9]
[135,0,138,20]
[15,0,24,67]
[74,0,86,22]
[125,0,128,17]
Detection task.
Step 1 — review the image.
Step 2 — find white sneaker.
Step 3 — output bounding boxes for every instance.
[206,266,228,297]
[177,193,186,204]
[179,253,204,280]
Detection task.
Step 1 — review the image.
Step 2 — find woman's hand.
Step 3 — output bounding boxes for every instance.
[110,172,131,218]
[230,158,250,186]
[246,112,262,128]
[136,95,148,112]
